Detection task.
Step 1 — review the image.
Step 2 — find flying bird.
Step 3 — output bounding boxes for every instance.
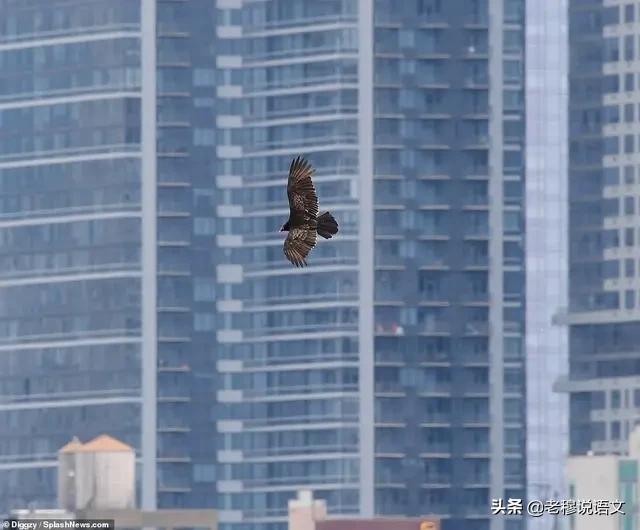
[280,156,339,267]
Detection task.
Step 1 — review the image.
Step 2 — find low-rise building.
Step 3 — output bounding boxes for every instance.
[288,490,440,530]
[566,426,640,530]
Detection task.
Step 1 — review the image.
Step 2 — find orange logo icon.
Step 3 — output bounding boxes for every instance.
[420,522,436,530]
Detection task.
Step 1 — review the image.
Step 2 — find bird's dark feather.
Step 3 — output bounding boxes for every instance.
[283,226,317,267]
[287,156,319,227]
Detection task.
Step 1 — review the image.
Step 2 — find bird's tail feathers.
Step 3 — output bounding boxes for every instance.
[317,212,339,239]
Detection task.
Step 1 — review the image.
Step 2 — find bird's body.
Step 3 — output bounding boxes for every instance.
[281,156,339,267]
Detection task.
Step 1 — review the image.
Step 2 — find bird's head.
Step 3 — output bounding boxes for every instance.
[280,221,290,232]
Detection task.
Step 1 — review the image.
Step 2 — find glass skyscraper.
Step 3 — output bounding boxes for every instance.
[215,1,526,530]
[525,1,569,529]
[0,1,526,530]
[0,0,218,514]
[562,0,640,456]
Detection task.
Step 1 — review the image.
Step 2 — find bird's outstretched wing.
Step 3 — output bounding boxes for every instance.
[283,227,317,267]
[287,156,319,226]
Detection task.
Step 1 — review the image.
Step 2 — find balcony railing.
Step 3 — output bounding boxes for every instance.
[243,383,358,399]
[244,45,357,64]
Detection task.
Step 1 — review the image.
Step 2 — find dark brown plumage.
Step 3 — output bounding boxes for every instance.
[280,156,339,267]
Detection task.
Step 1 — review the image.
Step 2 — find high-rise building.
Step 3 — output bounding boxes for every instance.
[0,0,218,514]
[561,0,640,456]
[525,0,569,527]
[214,1,526,530]
[0,1,527,528]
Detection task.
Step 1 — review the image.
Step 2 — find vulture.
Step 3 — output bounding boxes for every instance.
[280,156,339,267]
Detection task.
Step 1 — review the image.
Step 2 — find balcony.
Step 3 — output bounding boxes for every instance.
[421,442,452,454]
[505,472,525,485]
[158,196,191,217]
[376,412,406,426]
[462,382,489,395]
[243,383,358,399]
[244,14,358,34]
[375,348,405,364]
[248,133,358,153]
[375,323,406,336]
[504,382,524,395]
[375,381,405,395]
[464,322,489,336]
[374,252,404,268]
[423,473,452,485]
[465,13,489,26]
[158,479,191,492]
[421,412,451,425]
[244,443,358,459]
[157,386,191,401]
[417,256,448,269]
[463,442,490,454]
[242,474,352,488]
[418,381,452,395]
[418,321,451,335]
[243,322,358,339]
[243,412,358,429]
[504,321,523,334]
[244,44,357,64]
[248,73,359,93]
[462,413,490,424]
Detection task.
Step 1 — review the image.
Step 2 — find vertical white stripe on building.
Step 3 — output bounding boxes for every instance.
[525,0,569,525]
[358,0,375,518]
[489,1,505,529]
[141,0,158,510]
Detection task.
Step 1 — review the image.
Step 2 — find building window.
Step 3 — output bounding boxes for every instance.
[625,35,635,60]
[194,313,216,331]
[605,105,620,123]
[194,217,216,235]
[611,421,621,440]
[193,464,216,482]
[625,259,635,277]
[605,167,620,186]
[193,68,216,86]
[605,37,619,62]
[399,29,416,48]
[626,73,635,91]
[194,278,216,302]
[612,390,621,409]
[625,290,635,309]
[625,196,635,215]
[626,4,635,22]
[194,128,216,146]
[624,165,635,184]
[605,136,619,155]
[626,228,635,246]
[625,103,635,122]
[625,134,635,153]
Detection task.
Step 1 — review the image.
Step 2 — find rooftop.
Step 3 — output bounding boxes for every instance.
[58,434,134,454]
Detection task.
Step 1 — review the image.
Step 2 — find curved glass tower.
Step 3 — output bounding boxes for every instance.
[215,1,527,530]
[0,0,218,514]
[214,0,362,524]
[0,0,143,510]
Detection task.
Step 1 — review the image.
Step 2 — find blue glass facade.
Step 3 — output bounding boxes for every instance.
[565,0,640,457]
[215,1,526,530]
[1,1,527,529]
[525,1,569,528]
[0,0,217,514]
[0,0,143,510]
[154,0,218,510]
[214,1,361,528]
[372,2,525,529]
